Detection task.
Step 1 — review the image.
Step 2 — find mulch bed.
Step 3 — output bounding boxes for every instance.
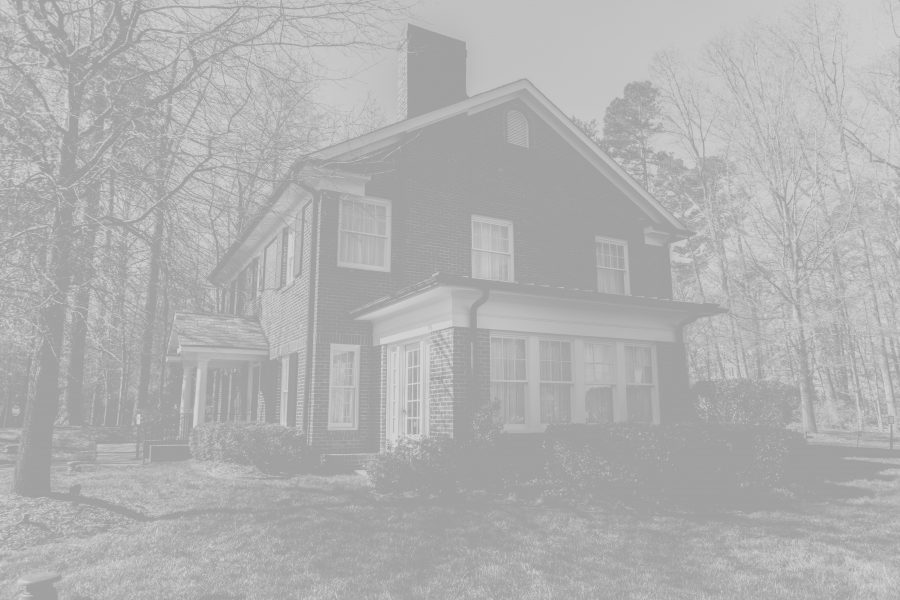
[0,494,135,551]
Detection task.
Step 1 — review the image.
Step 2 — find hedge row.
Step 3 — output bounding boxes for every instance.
[368,423,805,501]
[189,423,315,475]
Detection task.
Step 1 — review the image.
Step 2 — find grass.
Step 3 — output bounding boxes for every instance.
[2,445,900,599]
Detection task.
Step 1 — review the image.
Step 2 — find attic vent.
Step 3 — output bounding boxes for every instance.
[505,109,529,148]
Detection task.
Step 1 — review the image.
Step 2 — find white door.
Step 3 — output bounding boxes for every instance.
[386,340,428,446]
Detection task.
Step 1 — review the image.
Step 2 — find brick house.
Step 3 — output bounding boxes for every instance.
[166,25,723,459]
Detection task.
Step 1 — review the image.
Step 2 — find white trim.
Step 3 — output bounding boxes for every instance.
[280,355,290,426]
[359,286,693,346]
[328,344,360,430]
[471,215,515,282]
[595,236,630,295]
[337,196,392,272]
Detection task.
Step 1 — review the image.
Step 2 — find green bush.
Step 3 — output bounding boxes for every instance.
[367,436,458,495]
[693,379,798,427]
[544,423,805,501]
[189,423,315,475]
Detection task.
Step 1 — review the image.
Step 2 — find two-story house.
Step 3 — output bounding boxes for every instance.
[166,25,723,461]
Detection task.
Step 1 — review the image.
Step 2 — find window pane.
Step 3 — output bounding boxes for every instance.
[626,346,653,384]
[540,383,571,423]
[490,337,528,425]
[585,343,616,384]
[627,386,653,423]
[472,218,513,282]
[585,387,614,424]
[339,199,389,268]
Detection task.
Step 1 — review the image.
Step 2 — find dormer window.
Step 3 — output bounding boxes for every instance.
[596,236,629,294]
[505,109,529,148]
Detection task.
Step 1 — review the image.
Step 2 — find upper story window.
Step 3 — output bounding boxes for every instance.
[595,236,629,295]
[505,109,530,148]
[472,215,514,282]
[263,236,280,291]
[338,196,391,272]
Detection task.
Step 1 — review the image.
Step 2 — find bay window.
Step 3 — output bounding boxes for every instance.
[539,340,572,424]
[584,342,616,424]
[625,345,654,423]
[489,335,657,430]
[490,337,528,425]
[338,197,391,271]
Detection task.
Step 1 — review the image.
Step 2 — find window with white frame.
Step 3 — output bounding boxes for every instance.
[472,216,514,282]
[584,342,616,424]
[328,344,359,429]
[505,109,530,148]
[338,197,391,271]
[279,355,290,426]
[596,237,629,294]
[263,237,279,291]
[625,345,654,423]
[404,342,422,436]
[490,337,528,425]
[285,227,296,286]
[539,340,573,424]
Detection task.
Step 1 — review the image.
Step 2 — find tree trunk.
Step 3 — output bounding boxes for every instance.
[64,179,101,425]
[136,206,165,416]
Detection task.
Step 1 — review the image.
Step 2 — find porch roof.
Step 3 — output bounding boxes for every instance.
[167,312,269,358]
[351,273,725,320]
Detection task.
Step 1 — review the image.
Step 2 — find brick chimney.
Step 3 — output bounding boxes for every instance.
[398,24,467,120]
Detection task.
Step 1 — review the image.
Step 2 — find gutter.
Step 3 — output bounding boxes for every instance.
[467,285,491,434]
[302,190,322,441]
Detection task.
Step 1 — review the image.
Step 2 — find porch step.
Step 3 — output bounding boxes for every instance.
[142,441,191,462]
[320,453,376,472]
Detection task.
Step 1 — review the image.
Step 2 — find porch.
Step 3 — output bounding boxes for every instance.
[166,313,269,437]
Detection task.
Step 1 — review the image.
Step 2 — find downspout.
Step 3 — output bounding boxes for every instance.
[467,286,491,434]
[301,189,322,441]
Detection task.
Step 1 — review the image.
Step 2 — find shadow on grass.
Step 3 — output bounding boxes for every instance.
[787,445,900,501]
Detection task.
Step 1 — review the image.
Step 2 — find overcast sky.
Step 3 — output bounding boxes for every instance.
[321,0,895,127]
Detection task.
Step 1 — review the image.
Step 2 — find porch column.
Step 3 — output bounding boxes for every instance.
[193,359,209,428]
[179,363,194,438]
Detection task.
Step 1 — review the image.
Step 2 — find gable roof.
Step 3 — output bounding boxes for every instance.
[308,79,691,237]
[209,78,692,286]
[167,312,268,355]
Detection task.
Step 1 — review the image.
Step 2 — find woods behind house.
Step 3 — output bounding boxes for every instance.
[1,0,899,494]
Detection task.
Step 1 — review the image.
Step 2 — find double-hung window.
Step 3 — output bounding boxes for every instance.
[472,216,514,282]
[584,342,616,424]
[596,237,629,294]
[329,344,359,429]
[539,340,573,424]
[263,237,280,292]
[338,197,391,271]
[490,337,528,425]
[625,345,654,423]
[279,355,291,426]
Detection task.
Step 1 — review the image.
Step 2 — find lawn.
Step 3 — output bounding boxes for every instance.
[2,446,900,599]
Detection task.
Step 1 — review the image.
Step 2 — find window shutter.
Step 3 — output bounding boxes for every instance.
[505,110,529,148]
[293,212,304,277]
[278,228,288,288]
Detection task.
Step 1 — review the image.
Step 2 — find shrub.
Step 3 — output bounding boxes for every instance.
[544,423,805,501]
[693,379,798,427]
[367,436,458,495]
[190,423,314,475]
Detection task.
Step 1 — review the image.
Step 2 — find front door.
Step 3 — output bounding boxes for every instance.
[386,340,429,446]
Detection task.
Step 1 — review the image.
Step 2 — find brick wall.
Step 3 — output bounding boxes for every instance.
[221,99,680,452]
